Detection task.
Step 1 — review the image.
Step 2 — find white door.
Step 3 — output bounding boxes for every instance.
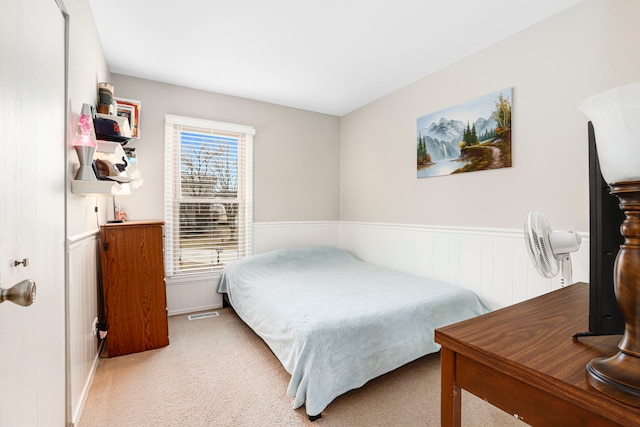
[0,0,66,425]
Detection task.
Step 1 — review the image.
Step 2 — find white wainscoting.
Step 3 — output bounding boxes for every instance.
[165,219,589,315]
[66,230,100,425]
[69,220,591,424]
[339,221,590,310]
[166,273,225,316]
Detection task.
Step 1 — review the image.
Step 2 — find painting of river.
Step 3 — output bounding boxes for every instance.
[417,87,513,179]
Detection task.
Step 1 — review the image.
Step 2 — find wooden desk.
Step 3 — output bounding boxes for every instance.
[434,283,640,426]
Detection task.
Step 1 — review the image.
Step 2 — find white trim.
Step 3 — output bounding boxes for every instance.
[253,220,340,228]
[71,341,102,425]
[340,220,588,239]
[163,114,255,277]
[165,114,255,135]
[168,304,221,317]
[244,133,254,255]
[166,272,220,286]
[66,229,99,249]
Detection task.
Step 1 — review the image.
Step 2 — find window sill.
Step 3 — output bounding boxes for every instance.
[166,272,222,286]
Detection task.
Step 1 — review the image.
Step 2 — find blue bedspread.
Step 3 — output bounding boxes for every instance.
[218,246,488,417]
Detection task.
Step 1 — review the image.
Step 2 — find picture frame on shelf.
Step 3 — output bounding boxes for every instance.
[115,97,141,139]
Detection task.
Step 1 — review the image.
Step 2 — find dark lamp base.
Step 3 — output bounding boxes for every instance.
[587,181,640,408]
[588,352,640,407]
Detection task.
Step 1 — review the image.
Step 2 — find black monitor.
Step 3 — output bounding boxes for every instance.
[574,122,625,338]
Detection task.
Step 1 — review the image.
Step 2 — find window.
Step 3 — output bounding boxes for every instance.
[164,115,255,278]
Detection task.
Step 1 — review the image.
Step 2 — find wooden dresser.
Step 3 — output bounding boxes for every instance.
[100,220,169,357]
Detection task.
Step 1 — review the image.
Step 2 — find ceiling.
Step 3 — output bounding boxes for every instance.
[88,0,583,116]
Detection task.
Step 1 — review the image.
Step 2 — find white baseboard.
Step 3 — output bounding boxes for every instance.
[71,340,103,425]
[168,305,222,316]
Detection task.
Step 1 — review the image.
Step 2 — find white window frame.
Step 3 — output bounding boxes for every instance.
[164,114,255,280]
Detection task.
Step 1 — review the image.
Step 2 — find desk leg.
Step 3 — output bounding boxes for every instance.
[441,347,461,427]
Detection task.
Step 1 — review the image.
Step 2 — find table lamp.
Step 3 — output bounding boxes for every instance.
[73,103,97,181]
[579,81,640,407]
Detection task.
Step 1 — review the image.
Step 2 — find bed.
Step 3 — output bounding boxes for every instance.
[217,246,488,419]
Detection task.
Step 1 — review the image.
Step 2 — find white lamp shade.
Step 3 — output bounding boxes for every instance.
[578,82,640,184]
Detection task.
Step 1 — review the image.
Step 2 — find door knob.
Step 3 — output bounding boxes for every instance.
[0,279,36,306]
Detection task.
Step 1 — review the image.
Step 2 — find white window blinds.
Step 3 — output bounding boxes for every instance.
[164,114,255,278]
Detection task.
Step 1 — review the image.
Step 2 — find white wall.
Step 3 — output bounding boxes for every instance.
[108,75,341,223]
[63,0,111,424]
[66,0,112,233]
[29,0,635,424]
[98,0,640,315]
[60,0,639,422]
[337,0,640,309]
[340,0,640,233]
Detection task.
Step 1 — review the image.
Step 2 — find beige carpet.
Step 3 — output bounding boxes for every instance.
[78,308,527,426]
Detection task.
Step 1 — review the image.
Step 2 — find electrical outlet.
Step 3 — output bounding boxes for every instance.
[91,317,98,337]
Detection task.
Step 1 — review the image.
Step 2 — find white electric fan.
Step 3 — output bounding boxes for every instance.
[524,211,582,287]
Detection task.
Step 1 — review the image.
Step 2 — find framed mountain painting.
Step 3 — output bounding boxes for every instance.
[417,87,513,178]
